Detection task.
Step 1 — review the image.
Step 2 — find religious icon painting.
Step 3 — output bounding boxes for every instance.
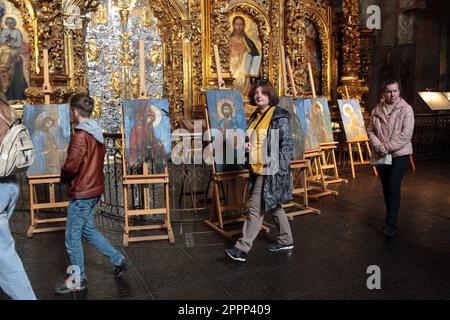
[0,1,32,101]
[206,89,247,173]
[294,99,320,152]
[228,14,262,99]
[309,98,334,144]
[338,99,368,142]
[122,99,171,175]
[279,96,305,160]
[23,104,71,177]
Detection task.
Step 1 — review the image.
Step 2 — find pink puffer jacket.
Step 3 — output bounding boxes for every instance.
[367,98,415,158]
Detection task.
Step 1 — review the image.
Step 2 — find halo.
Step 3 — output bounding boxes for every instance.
[217,99,236,119]
[35,111,47,131]
[2,13,20,30]
[342,104,353,118]
[313,100,323,114]
[150,105,162,127]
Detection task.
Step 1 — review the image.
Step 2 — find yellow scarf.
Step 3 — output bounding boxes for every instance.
[246,106,276,175]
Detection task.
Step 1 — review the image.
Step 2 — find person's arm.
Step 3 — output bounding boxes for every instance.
[367,112,388,155]
[383,106,415,154]
[61,132,86,184]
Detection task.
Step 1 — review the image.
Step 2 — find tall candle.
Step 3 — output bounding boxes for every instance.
[139,40,146,97]
[43,49,50,87]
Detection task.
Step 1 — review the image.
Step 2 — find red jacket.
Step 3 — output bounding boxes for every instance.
[61,129,106,199]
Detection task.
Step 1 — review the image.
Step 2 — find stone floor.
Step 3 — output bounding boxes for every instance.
[3,161,450,300]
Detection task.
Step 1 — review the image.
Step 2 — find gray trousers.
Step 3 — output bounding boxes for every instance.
[235,175,293,253]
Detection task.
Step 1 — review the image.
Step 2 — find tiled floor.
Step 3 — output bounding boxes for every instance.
[2,162,450,300]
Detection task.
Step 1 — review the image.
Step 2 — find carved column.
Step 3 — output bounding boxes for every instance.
[338,0,368,108]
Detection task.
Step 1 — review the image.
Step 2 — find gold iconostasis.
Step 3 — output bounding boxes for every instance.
[2,0,371,132]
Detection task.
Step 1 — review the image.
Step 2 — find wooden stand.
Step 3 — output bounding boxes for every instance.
[301,64,342,198]
[282,160,320,219]
[27,49,68,237]
[347,140,378,178]
[340,86,378,178]
[304,149,338,200]
[203,107,270,240]
[319,142,348,185]
[122,165,174,246]
[27,175,68,237]
[121,41,174,246]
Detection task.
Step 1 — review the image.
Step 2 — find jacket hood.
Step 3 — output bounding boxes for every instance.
[76,119,104,144]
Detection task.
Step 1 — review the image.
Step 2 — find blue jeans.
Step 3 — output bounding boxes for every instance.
[65,197,124,281]
[0,177,36,300]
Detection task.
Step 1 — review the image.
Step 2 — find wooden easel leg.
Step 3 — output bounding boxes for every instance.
[409,154,416,172]
[123,185,130,247]
[348,143,356,179]
[165,181,175,243]
[213,181,224,229]
[27,183,35,237]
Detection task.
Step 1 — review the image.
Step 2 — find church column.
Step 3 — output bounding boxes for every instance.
[338,0,368,109]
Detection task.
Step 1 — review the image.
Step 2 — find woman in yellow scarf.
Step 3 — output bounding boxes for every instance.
[225,80,294,262]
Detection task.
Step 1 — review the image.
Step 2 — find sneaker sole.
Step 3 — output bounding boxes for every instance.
[225,250,246,262]
[267,245,294,252]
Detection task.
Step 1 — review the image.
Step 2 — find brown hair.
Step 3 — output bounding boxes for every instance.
[70,93,94,118]
[381,79,401,93]
[248,79,279,106]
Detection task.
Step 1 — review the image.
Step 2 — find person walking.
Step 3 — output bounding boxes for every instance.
[0,94,36,300]
[54,93,128,294]
[368,80,415,238]
[225,80,294,262]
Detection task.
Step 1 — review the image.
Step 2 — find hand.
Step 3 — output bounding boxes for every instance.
[377,145,388,157]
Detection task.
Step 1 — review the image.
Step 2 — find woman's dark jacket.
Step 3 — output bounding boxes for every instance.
[248,106,293,211]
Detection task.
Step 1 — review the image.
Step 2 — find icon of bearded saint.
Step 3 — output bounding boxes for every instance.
[128,105,165,170]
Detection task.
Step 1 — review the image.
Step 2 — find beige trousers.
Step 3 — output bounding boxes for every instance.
[235,175,293,253]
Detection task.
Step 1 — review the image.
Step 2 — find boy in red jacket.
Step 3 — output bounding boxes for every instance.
[54,94,128,294]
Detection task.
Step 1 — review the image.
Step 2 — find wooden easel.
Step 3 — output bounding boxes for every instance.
[27,49,69,237]
[299,63,340,199]
[307,64,348,187]
[121,40,174,246]
[341,86,378,178]
[279,49,320,217]
[203,45,270,239]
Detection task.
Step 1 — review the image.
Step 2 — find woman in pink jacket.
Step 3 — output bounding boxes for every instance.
[367,80,415,238]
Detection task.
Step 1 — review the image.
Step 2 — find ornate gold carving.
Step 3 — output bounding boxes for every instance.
[25,86,77,104]
[110,70,122,98]
[285,0,331,98]
[148,44,161,65]
[95,3,108,25]
[342,0,361,78]
[269,0,281,93]
[87,38,101,61]
[141,8,153,27]
[36,1,66,75]
[339,0,368,108]
[92,96,104,119]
